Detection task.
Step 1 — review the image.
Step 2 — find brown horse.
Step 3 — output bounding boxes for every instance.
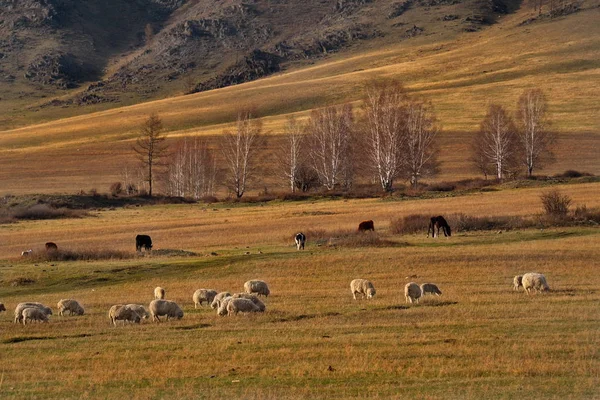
[358,220,375,232]
[427,216,451,238]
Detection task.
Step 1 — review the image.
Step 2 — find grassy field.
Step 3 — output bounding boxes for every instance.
[0,182,599,398]
[0,4,598,195]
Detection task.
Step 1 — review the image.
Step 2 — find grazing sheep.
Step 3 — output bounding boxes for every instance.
[57,299,85,316]
[14,302,52,324]
[420,283,442,296]
[210,292,232,309]
[192,289,218,308]
[244,280,270,297]
[350,279,376,300]
[217,296,234,316]
[232,293,266,312]
[154,287,165,300]
[404,282,422,304]
[108,305,142,326]
[0,303,6,312]
[22,307,49,325]
[226,298,260,315]
[522,272,550,294]
[149,299,183,322]
[513,275,523,291]
[125,304,150,319]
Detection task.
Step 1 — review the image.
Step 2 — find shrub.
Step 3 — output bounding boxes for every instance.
[452,213,533,232]
[540,190,571,217]
[302,228,395,247]
[27,249,133,262]
[110,182,123,196]
[10,204,87,220]
[554,170,592,178]
[390,214,430,234]
[573,205,600,224]
[426,182,455,192]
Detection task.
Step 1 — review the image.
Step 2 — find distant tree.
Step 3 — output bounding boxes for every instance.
[307,104,354,190]
[277,117,306,193]
[361,81,408,192]
[476,104,519,180]
[516,88,555,177]
[165,138,217,199]
[221,110,264,198]
[402,99,440,188]
[470,135,494,180]
[133,113,169,196]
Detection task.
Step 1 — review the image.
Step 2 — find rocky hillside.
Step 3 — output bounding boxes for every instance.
[0,0,520,116]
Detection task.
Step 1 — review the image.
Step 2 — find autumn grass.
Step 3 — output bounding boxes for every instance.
[0,184,599,398]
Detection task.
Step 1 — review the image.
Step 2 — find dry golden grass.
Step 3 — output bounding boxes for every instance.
[0,5,598,194]
[0,186,598,398]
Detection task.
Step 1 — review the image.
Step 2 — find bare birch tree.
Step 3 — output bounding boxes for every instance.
[516,88,554,177]
[476,104,519,180]
[403,99,440,188]
[361,81,408,192]
[133,113,168,196]
[165,138,217,199]
[221,111,263,198]
[277,117,306,193]
[307,104,354,190]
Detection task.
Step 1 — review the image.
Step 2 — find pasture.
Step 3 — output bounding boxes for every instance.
[0,182,599,398]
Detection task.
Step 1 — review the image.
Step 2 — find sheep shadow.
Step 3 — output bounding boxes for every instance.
[172,323,212,331]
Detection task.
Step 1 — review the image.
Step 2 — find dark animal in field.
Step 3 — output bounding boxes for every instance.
[45,242,58,252]
[21,249,33,257]
[427,216,451,238]
[135,235,153,252]
[358,220,375,232]
[295,232,306,250]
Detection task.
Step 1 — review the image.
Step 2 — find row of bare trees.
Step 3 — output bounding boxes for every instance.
[472,89,554,180]
[130,85,555,198]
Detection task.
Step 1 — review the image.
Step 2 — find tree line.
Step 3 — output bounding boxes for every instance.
[130,83,554,198]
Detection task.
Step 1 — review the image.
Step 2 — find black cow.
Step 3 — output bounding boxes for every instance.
[295,232,306,250]
[136,235,153,252]
[45,242,58,252]
[358,220,375,232]
[427,216,452,238]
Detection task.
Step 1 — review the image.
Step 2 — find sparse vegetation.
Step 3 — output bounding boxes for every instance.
[540,189,572,217]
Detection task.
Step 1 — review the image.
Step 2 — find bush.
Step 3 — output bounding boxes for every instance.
[425,182,455,192]
[452,213,533,232]
[27,249,133,262]
[554,170,592,178]
[110,182,123,196]
[303,228,395,247]
[573,205,600,224]
[390,214,430,234]
[10,204,88,220]
[540,190,571,217]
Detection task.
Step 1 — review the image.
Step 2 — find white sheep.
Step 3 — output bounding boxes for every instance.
[232,293,266,312]
[217,296,234,316]
[108,305,141,326]
[226,298,260,315]
[513,275,523,291]
[22,307,49,325]
[420,283,442,296]
[149,299,183,322]
[57,299,85,316]
[14,302,52,324]
[350,279,376,300]
[125,304,150,319]
[210,292,232,309]
[192,289,218,308]
[244,280,270,297]
[522,272,550,294]
[404,282,422,304]
[154,287,165,300]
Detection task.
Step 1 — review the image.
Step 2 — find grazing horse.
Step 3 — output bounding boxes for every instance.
[427,216,451,238]
[294,232,306,250]
[358,220,375,232]
[45,242,58,252]
[136,234,153,252]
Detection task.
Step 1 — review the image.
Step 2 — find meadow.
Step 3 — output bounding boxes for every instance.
[0,182,599,399]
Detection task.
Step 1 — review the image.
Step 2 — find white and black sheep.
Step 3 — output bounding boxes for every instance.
[226,298,260,315]
[404,282,422,304]
[350,279,376,300]
[513,275,523,291]
[522,272,550,294]
[154,287,166,300]
[244,280,270,297]
[149,299,183,322]
[210,292,232,309]
[22,307,49,325]
[108,305,142,326]
[420,283,442,296]
[57,299,85,316]
[14,302,52,324]
[193,289,218,308]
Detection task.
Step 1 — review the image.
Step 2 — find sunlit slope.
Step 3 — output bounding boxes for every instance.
[0,5,598,194]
